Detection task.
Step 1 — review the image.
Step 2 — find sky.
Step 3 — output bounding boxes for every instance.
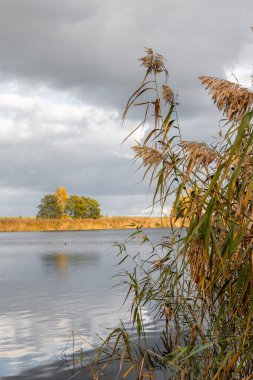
[0,0,252,216]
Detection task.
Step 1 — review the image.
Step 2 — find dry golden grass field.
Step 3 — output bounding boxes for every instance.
[0,216,183,232]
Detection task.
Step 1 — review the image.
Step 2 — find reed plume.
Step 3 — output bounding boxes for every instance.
[139,48,168,76]
[199,76,253,121]
[132,145,165,167]
[162,84,176,106]
[182,140,219,175]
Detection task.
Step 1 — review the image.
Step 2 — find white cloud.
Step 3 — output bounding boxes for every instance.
[0,83,153,216]
[224,42,253,88]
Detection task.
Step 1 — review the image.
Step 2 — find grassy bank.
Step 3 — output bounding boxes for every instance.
[0,216,180,232]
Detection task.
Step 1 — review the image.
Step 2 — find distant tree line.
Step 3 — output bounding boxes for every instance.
[37,187,101,219]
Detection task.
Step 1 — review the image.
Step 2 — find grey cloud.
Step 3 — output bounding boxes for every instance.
[0,95,149,215]
[0,0,252,110]
[0,1,252,215]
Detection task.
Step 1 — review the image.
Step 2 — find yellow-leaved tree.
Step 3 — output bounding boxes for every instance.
[54,187,68,217]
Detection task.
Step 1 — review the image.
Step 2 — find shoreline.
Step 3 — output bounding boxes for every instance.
[0,216,183,233]
[1,336,168,380]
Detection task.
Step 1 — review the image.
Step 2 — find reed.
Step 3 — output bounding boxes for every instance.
[91,46,253,379]
[0,216,176,232]
[199,76,253,121]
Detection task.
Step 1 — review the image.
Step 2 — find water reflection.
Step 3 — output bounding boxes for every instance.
[41,252,100,277]
[0,229,164,378]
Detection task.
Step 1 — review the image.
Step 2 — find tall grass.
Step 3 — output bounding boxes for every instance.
[91,48,253,379]
[0,216,174,232]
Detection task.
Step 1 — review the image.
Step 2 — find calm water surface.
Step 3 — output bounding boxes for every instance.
[0,229,165,378]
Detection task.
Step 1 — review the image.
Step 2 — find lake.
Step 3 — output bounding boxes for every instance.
[0,229,166,379]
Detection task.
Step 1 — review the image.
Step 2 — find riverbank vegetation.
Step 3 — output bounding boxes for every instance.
[91,45,253,379]
[0,216,174,232]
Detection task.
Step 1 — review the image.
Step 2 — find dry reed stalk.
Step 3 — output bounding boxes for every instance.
[199,76,253,121]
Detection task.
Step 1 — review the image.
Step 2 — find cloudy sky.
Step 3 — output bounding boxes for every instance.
[0,0,252,216]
